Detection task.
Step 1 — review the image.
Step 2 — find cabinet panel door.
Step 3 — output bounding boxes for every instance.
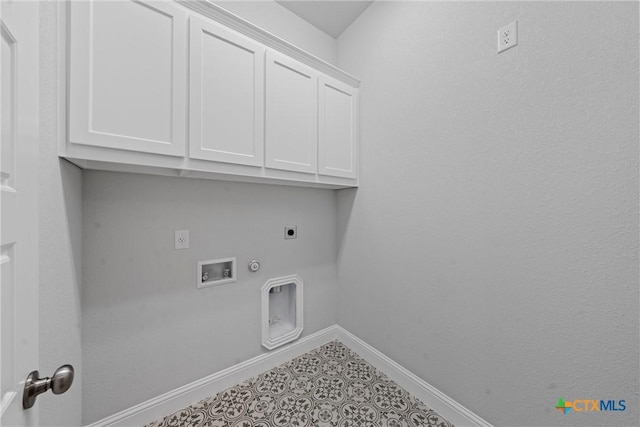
[189,17,264,166]
[318,77,357,178]
[265,50,318,174]
[69,0,187,156]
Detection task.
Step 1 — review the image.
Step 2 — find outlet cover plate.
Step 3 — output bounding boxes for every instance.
[175,229,190,249]
[497,21,518,53]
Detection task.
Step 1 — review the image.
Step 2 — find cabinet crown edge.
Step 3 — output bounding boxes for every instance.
[176,0,361,88]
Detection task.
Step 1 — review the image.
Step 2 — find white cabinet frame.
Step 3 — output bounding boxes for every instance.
[68,0,187,156]
[318,76,358,179]
[189,16,264,166]
[265,50,318,174]
[63,1,360,189]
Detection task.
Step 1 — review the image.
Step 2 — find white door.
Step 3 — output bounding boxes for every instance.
[68,0,187,156]
[318,76,358,179]
[265,50,318,174]
[1,0,40,426]
[189,16,265,167]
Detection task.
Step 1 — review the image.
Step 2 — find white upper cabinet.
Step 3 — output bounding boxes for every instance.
[189,16,264,166]
[319,76,358,179]
[265,50,318,174]
[64,1,360,188]
[68,0,187,156]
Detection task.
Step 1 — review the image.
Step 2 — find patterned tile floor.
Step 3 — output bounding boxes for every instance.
[146,340,454,427]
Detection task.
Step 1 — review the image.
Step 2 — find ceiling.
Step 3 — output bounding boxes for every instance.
[275,1,374,39]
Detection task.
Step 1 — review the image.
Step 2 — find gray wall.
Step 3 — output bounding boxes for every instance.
[81,173,339,424]
[336,2,639,426]
[39,2,83,426]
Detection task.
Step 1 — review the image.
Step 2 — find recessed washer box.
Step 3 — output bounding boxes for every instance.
[261,274,304,350]
[197,257,236,288]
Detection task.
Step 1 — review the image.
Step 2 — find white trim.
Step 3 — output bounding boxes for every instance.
[85,326,340,427]
[0,392,17,418]
[334,326,493,427]
[175,0,360,88]
[86,325,492,427]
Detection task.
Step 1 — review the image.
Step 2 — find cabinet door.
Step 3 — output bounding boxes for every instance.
[69,0,187,156]
[189,17,264,166]
[318,77,357,179]
[265,50,318,174]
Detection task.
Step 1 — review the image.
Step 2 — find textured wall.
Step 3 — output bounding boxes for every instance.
[214,1,337,64]
[38,2,83,426]
[81,172,339,424]
[336,2,639,426]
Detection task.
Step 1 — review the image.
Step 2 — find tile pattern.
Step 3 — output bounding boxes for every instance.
[146,341,454,427]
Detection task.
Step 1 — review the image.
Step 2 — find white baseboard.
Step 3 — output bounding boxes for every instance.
[86,326,340,427]
[87,325,491,427]
[334,326,493,427]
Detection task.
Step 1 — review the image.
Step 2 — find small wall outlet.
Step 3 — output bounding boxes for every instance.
[497,21,518,53]
[174,230,189,250]
[284,226,297,240]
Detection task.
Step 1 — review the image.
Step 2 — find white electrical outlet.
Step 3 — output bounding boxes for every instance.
[174,229,189,249]
[497,21,518,53]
